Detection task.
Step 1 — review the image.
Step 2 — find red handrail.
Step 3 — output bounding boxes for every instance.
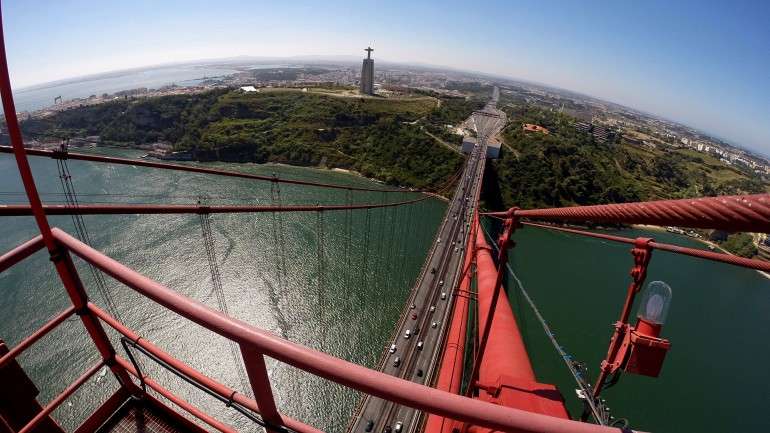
[17,360,106,433]
[0,234,44,273]
[0,306,76,369]
[52,228,632,433]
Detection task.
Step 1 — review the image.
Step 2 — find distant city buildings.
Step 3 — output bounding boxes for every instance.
[360,47,375,95]
[592,125,609,143]
[574,121,613,143]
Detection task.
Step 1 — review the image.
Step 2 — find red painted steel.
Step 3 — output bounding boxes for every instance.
[424,218,477,433]
[467,220,570,431]
[87,303,321,433]
[523,222,770,273]
[0,197,430,216]
[114,356,238,433]
[0,306,76,369]
[0,340,66,433]
[0,6,55,252]
[592,238,653,400]
[474,221,535,383]
[0,146,420,193]
[17,360,105,433]
[464,215,517,397]
[54,229,628,433]
[73,387,132,433]
[240,346,284,433]
[0,235,44,273]
[484,194,770,233]
[0,3,134,395]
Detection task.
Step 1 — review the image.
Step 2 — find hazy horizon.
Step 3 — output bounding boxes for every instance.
[3,0,768,155]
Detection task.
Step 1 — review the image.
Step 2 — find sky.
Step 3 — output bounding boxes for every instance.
[2,0,769,155]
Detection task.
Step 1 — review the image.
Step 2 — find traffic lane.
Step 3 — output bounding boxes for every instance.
[380,155,485,431]
[379,160,477,375]
[356,207,467,430]
[361,187,472,431]
[390,165,476,374]
[352,150,485,431]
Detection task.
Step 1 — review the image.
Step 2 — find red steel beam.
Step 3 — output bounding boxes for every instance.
[474,221,535,383]
[484,194,770,233]
[17,360,105,433]
[54,229,632,433]
[0,234,44,273]
[524,222,770,273]
[114,356,238,433]
[0,2,135,394]
[88,303,322,433]
[0,196,430,216]
[0,306,76,369]
[0,7,56,251]
[0,146,418,193]
[468,221,570,431]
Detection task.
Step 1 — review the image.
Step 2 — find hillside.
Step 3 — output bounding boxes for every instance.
[22,89,765,209]
[21,89,470,190]
[491,104,767,209]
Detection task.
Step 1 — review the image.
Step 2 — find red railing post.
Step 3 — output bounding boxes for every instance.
[591,237,653,401]
[240,345,285,433]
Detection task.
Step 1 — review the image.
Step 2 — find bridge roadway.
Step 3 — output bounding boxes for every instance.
[348,96,506,433]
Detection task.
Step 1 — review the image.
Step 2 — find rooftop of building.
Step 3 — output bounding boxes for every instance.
[522,124,550,134]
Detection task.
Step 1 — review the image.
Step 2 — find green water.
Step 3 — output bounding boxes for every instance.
[504,224,770,432]
[1,150,768,432]
[0,150,444,432]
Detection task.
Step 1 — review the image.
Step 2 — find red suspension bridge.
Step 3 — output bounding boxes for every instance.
[1,9,770,433]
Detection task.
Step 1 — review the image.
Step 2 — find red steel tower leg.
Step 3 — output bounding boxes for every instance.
[464,212,517,397]
[0,3,134,390]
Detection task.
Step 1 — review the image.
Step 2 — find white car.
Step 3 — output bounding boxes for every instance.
[389,344,397,354]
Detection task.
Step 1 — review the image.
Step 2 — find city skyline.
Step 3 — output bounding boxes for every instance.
[2,0,768,154]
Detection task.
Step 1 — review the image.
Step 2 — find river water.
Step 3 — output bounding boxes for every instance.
[0,150,768,432]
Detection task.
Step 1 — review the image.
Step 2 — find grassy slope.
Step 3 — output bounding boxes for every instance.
[21,90,464,190]
[492,104,767,210]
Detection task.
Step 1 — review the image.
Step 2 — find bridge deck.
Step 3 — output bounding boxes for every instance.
[348,98,507,433]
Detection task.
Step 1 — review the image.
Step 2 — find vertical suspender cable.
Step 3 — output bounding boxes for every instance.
[385,204,398,292]
[361,208,372,292]
[316,209,326,307]
[55,150,123,323]
[269,180,287,295]
[197,212,251,396]
[344,188,352,291]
